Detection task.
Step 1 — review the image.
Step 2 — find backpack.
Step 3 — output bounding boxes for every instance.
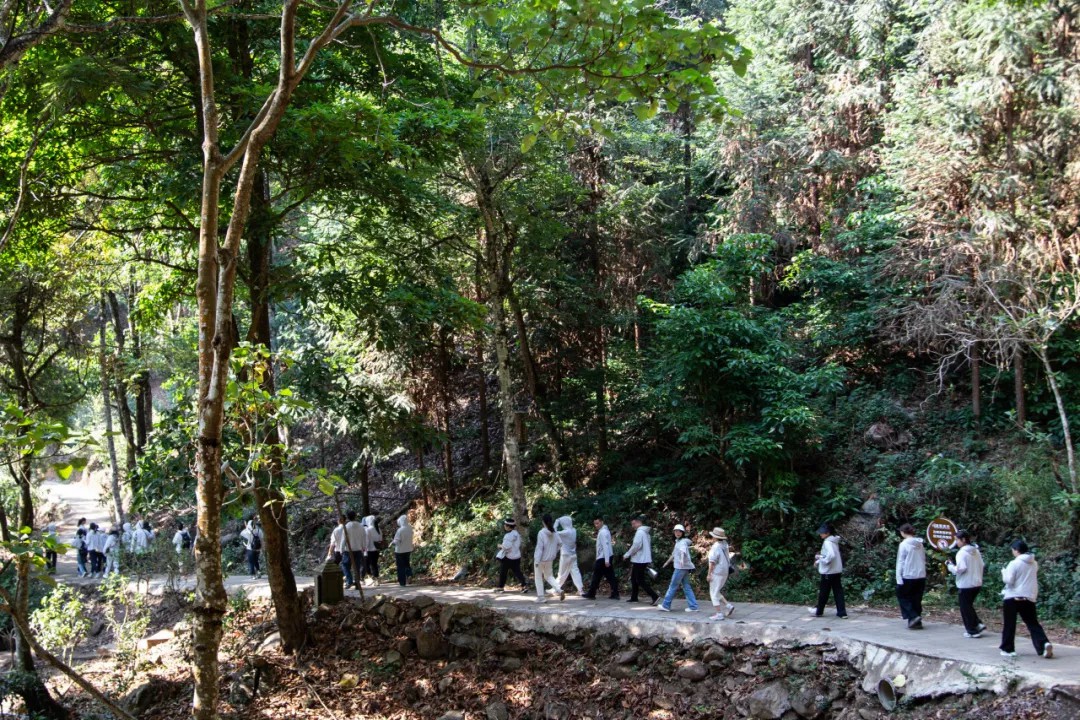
[181,530,192,550]
[250,532,262,551]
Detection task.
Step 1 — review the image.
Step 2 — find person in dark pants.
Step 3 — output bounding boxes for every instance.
[622,516,659,604]
[343,511,367,590]
[947,529,986,638]
[494,518,529,592]
[999,540,1053,659]
[809,523,848,618]
[582,516,619,599]
[895,523,927,629]
[391,515,414,587]
[43,522,58,572]
[240,519,263,578]
[362,515,382,585]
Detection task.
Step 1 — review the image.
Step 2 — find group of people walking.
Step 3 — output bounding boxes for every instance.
[811,522,1054,660]
[493,514,738,621]
[327,512,415,588]
[64,517,159,578]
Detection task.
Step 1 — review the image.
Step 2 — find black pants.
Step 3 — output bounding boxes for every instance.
[246,549,261,576]
[1000,598,1049,654]
[585,558,620,598]
[364,550,380,579]
[497,557,527,588]
[629,563,658,602]
[815,573,847,617]
[45,550,57,571]
[958,587,984,633]
[395,552,412,586]
[897,577,926,620]
[345,551,365,587]
[89,550,104,574]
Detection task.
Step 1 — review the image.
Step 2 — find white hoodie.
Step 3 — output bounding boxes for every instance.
[103,532,118,556]
[896,536,927,584]
[363,516,382,552]
[121,522,133,547]
[595,524,614,563]
[497,529,521,560]
[624,525,653,564]
[534,526,560,563]
[131,526,151,553]
[672,537,694,570]
[392,515,414,553]
[948,544,984,589]
[708,540,731,577]
[555,516,577,557]
[816,535,843,575]
[1002,553,1039,601]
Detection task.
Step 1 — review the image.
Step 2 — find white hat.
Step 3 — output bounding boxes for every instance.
[709,527,728,540]
[673,524,686,533]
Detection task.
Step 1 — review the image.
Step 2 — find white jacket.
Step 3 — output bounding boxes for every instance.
[497,529,521,560]
[330,523,346,553]
[708,541,731,577]
[121,522,133,547]
[816,535,843,575]
[534,527,560,563]
[343,520,366,553]
[624,525,653,564]
[555,516,577,557]
[672,537,694,570]
[896,537,927,584]
[103,533,118,556]
[1002,553,1039,601]
[948,544,984,589]
[392,515,414,553]
[131,527,151,553]
[595,524,614,563]
[240,522,262,551]
[363,515,382,552]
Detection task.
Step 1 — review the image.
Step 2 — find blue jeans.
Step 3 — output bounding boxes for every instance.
[337,552,354,586]
[77,547,88,577]
[662,569,698,610]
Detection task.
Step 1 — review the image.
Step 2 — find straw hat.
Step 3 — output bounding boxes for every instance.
[709,527,727,540]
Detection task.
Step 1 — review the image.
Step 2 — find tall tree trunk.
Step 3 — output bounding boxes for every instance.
[243,168,307,653]
[100,296,124,526]
[474,265,491,479]
[359,457,371,516]
[970,342,981,421]
[1037,348,1078,494]
[129,282,151,450]
[1014,349,1027,426]
[437,328,456,500]
[507,291,575,488]
[491,298,528,529]
[106,291,137,474]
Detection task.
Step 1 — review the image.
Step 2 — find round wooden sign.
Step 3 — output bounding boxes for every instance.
[926,517,958,550]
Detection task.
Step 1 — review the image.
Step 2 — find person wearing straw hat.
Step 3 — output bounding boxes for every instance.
[494,518,529,593]
[706,527,735,620]
[658,524,699,612]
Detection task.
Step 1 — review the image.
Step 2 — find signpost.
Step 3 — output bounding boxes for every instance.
[926,517,958,551]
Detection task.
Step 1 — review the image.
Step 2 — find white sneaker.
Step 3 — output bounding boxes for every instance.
[1043,643,1054,659]
[535,597,548,603]
[964,632,983,638]
[709,612,725,621]
[725,603,735,617]
[685,608,697,612]
[658,606,671,612]
[807,608,823,617]
[1000,650,1017,657]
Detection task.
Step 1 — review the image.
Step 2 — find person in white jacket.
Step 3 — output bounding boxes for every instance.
[130,521,152,555]
[494,518,529,592]
[534,514,564,602]
[391,515,414,586]
[808,523,848,618]
[895,523,927,629]
[553,515,583,595]
[240,519,263,579]
[999,540,1052,659]
[623,516,659,604]
[87,523,106,577]
[706,527,735,620]
[582,515,619,599]
[946,529,986,638]
[342,511,367,590]
[361,515,382,585]
[659,524,699,612]
[103,528,120,576]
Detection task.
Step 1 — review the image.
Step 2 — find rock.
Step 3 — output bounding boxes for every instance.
[396,638,417,656]
[646,636,662,649]
[544,701,571,720]
[256,632,281,655]
[609,664,634,680]
[703,644,727,664]
[490,627,510,644]
[89,620,106,637]
[314,603,332,620]
[416,618,449,660]
[864,421,911,450]
[405,607,421,621]
[137,629,176,651]
[789,656,817,674]
[97,643,116,658]
[448,633,485,654]
[384,650,403,666]
[860,498,881,516]
[123,678,180,714]
[437,712,465,720]
[440,603,480,633]
[363,594,387,612]
[749,682,792,719]
[229,681,253,706]
[412,594,436,609]
[614,648,640,665]
[500,657,522,670]
[494,641,527,658]
[487,701,510,720]
[857,711,879,720]
[380,602,401,624]
[737,661,756,675]
[791,686,828,719]
[677,660,708,681]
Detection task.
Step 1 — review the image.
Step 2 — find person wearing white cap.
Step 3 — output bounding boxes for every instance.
[707,527,735,620]
[494,518,529,593]
[659,524,699,612]
[554,515,584,595]
[534,514,564,602]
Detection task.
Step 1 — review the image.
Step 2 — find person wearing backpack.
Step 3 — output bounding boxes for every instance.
[240,518,263,579]
[173,521,193,555]
[74,523,89,577]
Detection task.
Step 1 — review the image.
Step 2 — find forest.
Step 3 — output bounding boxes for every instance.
[2,0,1079,718]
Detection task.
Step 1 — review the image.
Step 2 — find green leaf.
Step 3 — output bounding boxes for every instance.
[520,134,538,153]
